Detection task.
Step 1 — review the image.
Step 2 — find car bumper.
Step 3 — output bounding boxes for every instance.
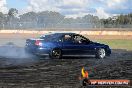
[25,47,50,56]
[35,47,50,56]
[106,49,111,56]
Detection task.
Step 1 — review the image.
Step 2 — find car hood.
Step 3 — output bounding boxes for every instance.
[90,41,107,46]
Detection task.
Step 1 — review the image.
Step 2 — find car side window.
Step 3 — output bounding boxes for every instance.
[63,34,73,42]
[73,35,88,44]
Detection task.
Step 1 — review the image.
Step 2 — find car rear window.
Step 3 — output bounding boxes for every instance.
[40,34,61,42]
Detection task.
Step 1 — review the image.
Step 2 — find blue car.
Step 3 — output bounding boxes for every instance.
[25,33,111,59]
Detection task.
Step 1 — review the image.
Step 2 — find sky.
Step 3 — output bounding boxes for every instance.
[0,0,132,18]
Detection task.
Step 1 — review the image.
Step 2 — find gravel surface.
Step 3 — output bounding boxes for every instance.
[0,32,131,88]
[0,45,131,88]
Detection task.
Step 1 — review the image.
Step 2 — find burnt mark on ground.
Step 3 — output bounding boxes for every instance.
[0,45,131,88]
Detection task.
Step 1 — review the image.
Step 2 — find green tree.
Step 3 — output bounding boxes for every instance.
[8,8,18,17]
[0,12,4,23]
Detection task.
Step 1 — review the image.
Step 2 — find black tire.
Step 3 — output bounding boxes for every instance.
[96,48,106,59]
[50,48,62,59]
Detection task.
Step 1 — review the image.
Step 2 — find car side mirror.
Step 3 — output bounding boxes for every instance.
[80,40,87,44]
[82,40,91,44]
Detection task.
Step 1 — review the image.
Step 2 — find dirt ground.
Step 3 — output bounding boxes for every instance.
[0,33,131,88]
[0,33,132,47]
[1,33,132,39]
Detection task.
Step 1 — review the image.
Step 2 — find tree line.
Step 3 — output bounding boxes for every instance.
[0,8,132,29]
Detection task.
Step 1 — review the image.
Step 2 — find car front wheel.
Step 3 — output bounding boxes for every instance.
[96,48,106,59]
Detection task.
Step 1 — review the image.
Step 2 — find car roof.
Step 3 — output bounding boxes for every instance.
[44,32,76,36]
[40,32,77,38]
[54,32,76,35]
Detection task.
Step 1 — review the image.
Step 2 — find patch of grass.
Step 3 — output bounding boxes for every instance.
[95,39,132,50]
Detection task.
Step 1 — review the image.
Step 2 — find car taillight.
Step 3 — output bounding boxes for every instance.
[35,40,42,46]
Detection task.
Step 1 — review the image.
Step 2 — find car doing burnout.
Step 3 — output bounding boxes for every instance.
[25,33,111,59]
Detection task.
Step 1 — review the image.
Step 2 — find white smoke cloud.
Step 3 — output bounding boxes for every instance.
[107,0,124,8]
[0,0,8,13]
[25,0,113,18]
[95,7,110,19]
[4,0,132,18]
[26,0,60,12]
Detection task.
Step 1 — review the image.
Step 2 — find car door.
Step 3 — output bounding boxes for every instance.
[72,34,95,56]
[62,34,80,56]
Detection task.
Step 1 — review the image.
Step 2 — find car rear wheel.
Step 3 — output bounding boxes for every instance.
[50,49,62,59]
[96,48,106,59]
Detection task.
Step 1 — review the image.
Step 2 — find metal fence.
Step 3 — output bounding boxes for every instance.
[0,22,132,30]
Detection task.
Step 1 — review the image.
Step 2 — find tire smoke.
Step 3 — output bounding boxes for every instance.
[0,42,37,66]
